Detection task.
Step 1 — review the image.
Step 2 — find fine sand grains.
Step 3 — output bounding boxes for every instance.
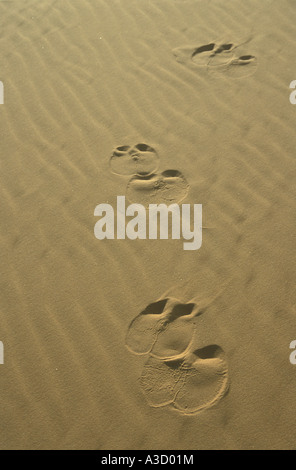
[0,0,296,451]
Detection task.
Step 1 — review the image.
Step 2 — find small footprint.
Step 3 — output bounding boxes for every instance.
[126,170,189,206]
[208,53,258,78]
[110,143,159,176]
[173,42,234,67]
[140,345,229,414]
[126,298,198,359]
[173,41,257,78]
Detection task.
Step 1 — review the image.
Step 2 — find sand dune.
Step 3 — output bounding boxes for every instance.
[0,0,296,450]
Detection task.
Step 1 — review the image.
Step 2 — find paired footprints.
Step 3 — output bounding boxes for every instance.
[126,297,229,415]
[110,144,189,206]
[173,41,257,78]
[110,145,229,414]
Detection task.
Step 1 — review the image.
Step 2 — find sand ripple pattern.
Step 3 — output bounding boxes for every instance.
[0,0,296,450]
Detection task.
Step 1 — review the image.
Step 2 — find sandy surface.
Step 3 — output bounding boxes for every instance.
[0,0,296,450]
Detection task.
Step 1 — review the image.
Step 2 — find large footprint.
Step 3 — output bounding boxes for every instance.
[110,143,159,176]
[126,170,189,206]
[126,297,198,359]
[140,345,229,414]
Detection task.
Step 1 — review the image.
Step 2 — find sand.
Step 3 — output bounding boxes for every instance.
[0,0,296,450]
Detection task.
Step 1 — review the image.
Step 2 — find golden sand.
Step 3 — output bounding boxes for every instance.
[0,0,296,450]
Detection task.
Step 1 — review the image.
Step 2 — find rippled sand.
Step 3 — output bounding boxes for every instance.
[0,0,296,450]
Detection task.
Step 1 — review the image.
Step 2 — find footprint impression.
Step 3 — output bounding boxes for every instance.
[126,297,229,415]
[110,143,159,176]
[173,41,257,78]
[127,170,189,207]
[109,144,189,206]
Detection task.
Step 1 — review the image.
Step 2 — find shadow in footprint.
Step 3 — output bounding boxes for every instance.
[173,43,215,67]
[125,298,170,355]
[151,303,197,360]
[126,170,189,206]
[110,143,159,176]
[173,41,257,78]
[140,345,229,414]
[126,298,198,358]
[173,43,234,67]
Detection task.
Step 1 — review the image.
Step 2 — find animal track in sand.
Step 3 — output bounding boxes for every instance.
[126,286,231,414]
[173,41,257,78]
[208,54,258,78]
[126,170,189,206]
[110,143,159,176]
[173,42,235,67]
[126,298,198,359]
[140,345,229,414]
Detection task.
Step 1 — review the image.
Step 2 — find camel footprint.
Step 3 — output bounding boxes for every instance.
[110,144,189,205]
[173,42,234,67]
[126,296,229,415]
[173,41,257,78]
[110,143,159,176]
[140,345,229,414]
[126,297,199,359]
[126,170,189,207]
[208,53,258,78]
